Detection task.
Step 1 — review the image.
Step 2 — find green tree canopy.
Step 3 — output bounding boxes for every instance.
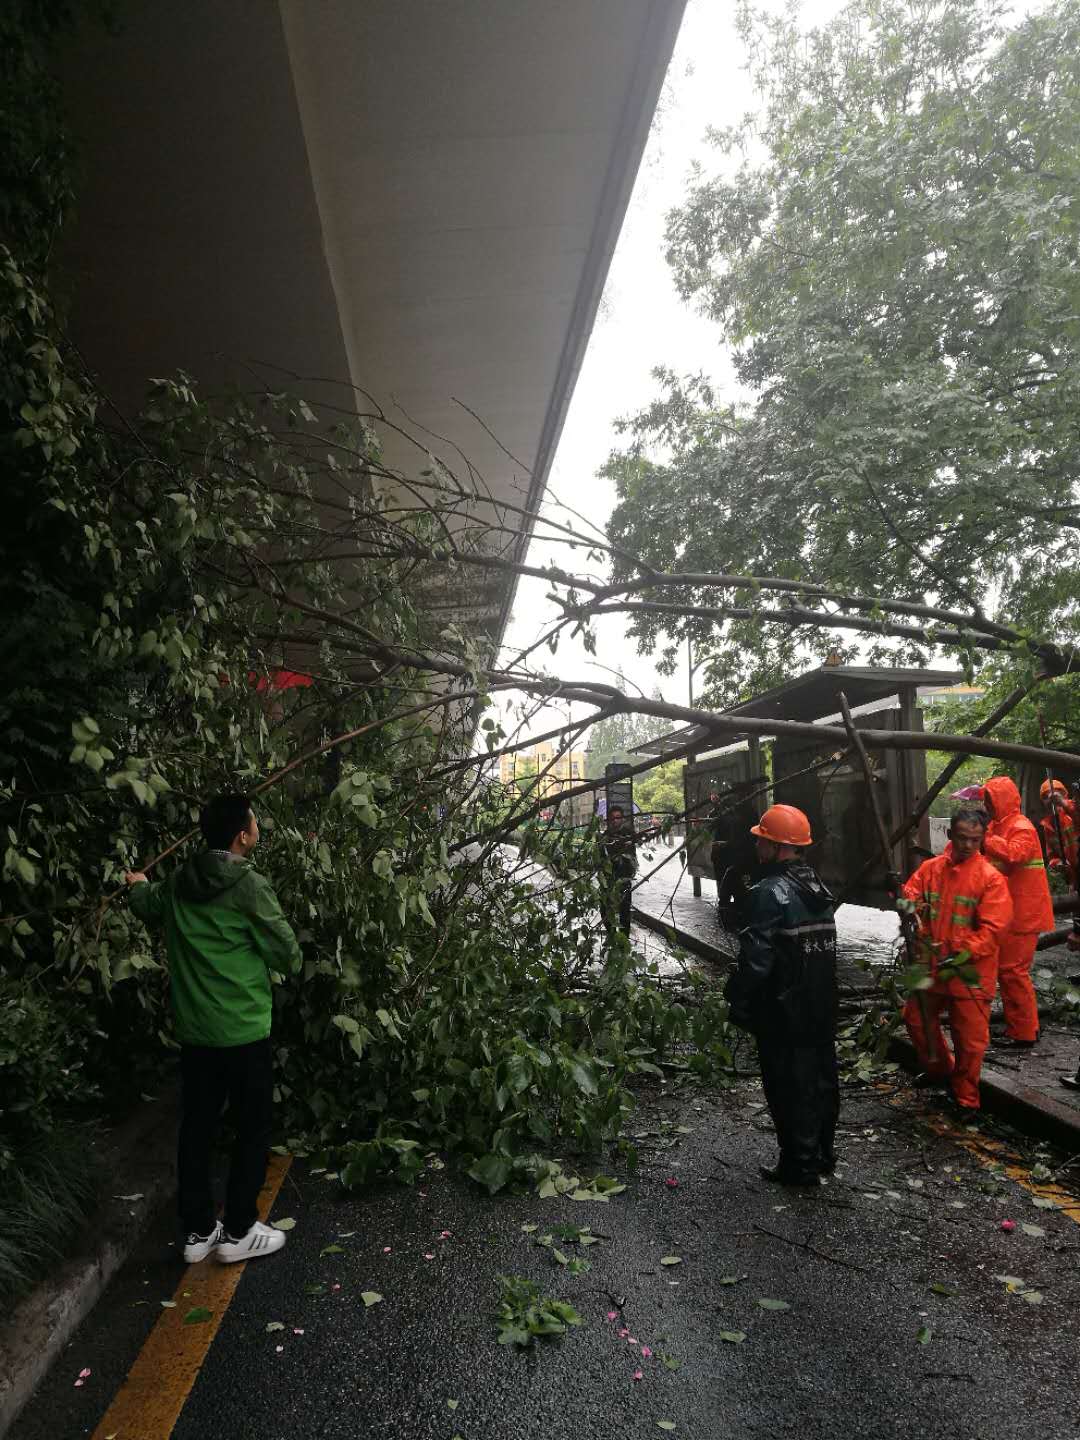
[633,758,685,817]
[604,0,1080,707]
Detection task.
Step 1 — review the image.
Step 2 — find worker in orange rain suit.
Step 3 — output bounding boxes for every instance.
[981,775,1055,1047]
[901,808,1013,1112]
[1038,779,1078,886]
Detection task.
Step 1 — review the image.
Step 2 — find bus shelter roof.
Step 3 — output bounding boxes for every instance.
[631,665,964,758]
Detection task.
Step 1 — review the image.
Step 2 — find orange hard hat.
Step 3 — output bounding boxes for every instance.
[750,803,813,846]
[1041,778,1068,800]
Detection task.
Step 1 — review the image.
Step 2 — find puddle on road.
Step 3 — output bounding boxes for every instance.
[493,842,902,981]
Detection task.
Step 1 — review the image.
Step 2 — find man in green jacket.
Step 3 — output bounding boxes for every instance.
[125,793,301,1264]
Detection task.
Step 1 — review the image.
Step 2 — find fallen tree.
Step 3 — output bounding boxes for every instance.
[5,4,1080,1297]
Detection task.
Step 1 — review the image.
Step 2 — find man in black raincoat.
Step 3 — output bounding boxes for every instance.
[727,803,839,1187]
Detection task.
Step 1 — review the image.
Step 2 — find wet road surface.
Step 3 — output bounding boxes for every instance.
[12,1075,1080,1440]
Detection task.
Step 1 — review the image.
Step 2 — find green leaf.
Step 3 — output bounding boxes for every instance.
[657,1424,676,1432]
[361,1291,383,1307]
[183,1307,213,1325]
[756,1298,790,1311]
[718,1274,745,1286]
[718,1330,746,1344]
[468,1152,512,1194]
[929,1282,956,1297]
[917,1326,932,1345]
[272,1217,296,1231]
[1020,1223,1045,1238]
[265,1321,285,1332]
[568,1060,598,1096]
[660,1255,682,1266]
[320,1244,344,1257]
[447,1399,459,1411]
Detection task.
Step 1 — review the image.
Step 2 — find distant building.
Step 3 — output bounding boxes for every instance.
[499,742,586,797]
[919,684,986,707]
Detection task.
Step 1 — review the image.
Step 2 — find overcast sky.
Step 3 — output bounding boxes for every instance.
[498,0,850,738]
[498,0,1044,746]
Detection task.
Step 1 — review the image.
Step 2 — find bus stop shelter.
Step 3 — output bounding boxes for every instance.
[633,665,963,909]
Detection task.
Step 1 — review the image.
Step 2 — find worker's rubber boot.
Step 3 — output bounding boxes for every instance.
[992,1031,1039,1050]
[758,1164,820,1188]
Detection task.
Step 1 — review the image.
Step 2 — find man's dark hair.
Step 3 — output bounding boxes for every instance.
[200,793,253,850]
[609,806,624,819]
[950,806,988,832]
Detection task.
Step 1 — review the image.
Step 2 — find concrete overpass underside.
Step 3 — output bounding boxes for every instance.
[59,0,686,651]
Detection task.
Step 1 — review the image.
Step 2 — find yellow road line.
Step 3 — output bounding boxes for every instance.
[91,1154,292,1440]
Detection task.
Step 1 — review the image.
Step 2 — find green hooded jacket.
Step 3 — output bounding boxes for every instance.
[128,852,302,1047]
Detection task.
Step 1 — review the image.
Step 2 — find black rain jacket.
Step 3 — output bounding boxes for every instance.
[727,860,837,1042]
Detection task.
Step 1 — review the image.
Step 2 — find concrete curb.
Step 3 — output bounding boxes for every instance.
[889,1035,1080,1149]
[633,903,1080,1151]
[0,1084,179,1439]
[631,901,732,962]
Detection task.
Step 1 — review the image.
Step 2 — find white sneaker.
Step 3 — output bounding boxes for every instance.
[183,1221,224,1264]
[215,1220,286,1264]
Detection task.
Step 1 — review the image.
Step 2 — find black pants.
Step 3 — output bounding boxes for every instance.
[603,877,632,936]
[756,1030,840,1178]
[617,878,632,934]
[711,845,750,932]
[178,1038,273,1237]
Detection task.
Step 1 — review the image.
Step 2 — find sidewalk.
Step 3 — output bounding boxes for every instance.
[631,865,1080,1148]
[0,1086,179,1437]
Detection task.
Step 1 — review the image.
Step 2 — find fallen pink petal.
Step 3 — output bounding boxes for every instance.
[665,1177,679,1188]
[618,1327,630,1338]
[641,1346,653,1358]
[383,1246,392,1253]
[78,1368,92,1379]
[275,1345,284,1353]
[332,1284,342,1291]
[424,1252,436,1260]
[607,1310,619,1321]
[633,1369,643,1382]
[74,1380,84,1389]
[628,1337,639,1346]
[293,1328,305,1335]
[439,1230,452,1238]
[1000,1219,1016,1232]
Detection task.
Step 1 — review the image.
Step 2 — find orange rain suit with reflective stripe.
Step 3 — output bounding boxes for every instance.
[1039,799,1078,883]
[901,845,1013,1109]
[982,776,1054,1042]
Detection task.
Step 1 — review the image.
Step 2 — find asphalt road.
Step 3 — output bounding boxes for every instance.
[12,1077,1080,1440]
